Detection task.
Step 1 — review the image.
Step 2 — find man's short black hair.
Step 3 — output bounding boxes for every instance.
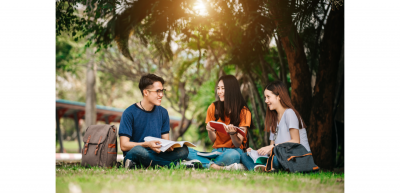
[139,74,165,96]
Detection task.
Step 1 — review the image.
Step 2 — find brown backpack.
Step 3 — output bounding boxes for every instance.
[81,125,118,168]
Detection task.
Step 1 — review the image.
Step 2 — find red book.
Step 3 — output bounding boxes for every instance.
[209,121,246,137]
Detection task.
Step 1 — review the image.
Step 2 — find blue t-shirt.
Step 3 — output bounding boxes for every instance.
[118,103,170,156]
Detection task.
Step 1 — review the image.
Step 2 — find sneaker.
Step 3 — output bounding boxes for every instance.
[124,159,137,169]
[236,163,247,171]
[178,160,204,169]
[223,163,247,171]
[223,163,238,170]
[254,165,266,172]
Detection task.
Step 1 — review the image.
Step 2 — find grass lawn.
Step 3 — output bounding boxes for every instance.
[56,163,344,193]
[56,141,86,153]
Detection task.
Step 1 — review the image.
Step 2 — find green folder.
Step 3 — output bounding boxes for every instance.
[248,150,269,165]
[255,157,268,165]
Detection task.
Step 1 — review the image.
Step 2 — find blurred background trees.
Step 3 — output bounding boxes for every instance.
[56,0,344,170]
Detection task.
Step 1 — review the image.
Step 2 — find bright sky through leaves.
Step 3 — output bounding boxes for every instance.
[193,0,208,16]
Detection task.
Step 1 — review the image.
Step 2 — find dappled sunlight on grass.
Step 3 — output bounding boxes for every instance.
[56,163,344,193]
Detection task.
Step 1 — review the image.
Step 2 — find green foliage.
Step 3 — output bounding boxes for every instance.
[56,34,86,75]
[56,0,334,77]
[56,35,161,109]
[222,64,236,75]
[190,75,218,148]
[56,0,201,62]
[56,39,73,71]
[56,1,81,37]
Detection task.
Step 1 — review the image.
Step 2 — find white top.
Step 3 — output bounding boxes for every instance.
[269,108,311,152]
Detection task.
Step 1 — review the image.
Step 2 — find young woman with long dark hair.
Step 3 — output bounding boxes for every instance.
[240,80,311,171]
[186,75,252,170]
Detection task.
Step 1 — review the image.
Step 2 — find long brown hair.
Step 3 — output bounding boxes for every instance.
[214,75,250,126]
[264,81,306,133]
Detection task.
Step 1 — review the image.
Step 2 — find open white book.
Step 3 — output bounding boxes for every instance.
[144,136,196,152]
[247,150,269,164]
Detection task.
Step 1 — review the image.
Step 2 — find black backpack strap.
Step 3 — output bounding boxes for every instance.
[265,147,275,172]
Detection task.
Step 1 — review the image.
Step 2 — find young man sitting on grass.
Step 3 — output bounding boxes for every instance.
[119,74,202,169]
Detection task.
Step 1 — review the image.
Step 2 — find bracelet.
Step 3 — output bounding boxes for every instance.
[229,132,237,135]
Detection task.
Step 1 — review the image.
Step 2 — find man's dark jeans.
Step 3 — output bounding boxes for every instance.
[124,145,189,168]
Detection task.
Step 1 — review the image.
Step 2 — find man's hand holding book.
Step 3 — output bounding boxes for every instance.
[144,140,162,153]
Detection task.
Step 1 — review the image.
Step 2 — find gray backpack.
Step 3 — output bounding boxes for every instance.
[265,143,319,173]
[81,125,118,168]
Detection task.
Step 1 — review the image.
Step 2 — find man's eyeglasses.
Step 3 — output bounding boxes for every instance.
[147,89,166,96]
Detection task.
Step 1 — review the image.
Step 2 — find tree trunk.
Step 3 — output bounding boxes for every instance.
[247,129,258,149]
[275,34,288,87]
[172,118,192,141]
[85,51,97,127]
[308,5,344,170]
[248,81,266,147]
[258,55,269,84]
[248,73,266,118]
[171,82,193,141]
[268,0,313,126]
[258,54,280,81]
